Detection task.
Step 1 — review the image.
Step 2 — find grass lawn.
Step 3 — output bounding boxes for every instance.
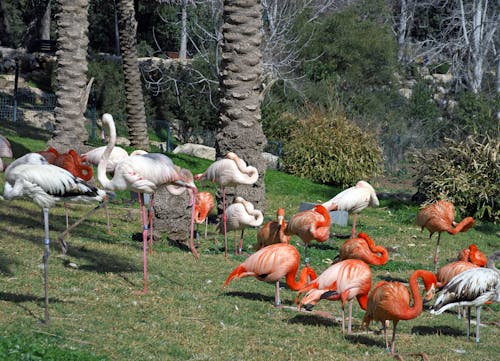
[0,128,498,361]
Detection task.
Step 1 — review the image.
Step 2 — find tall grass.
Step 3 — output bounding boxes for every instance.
[0,127,498,361]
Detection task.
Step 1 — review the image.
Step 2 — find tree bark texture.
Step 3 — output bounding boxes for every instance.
[217,0,267,214]
[48,0,90,153]
[116,0,150,150]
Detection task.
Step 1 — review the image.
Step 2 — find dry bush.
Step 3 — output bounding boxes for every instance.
[281,107,382,187]
[412,135,499,222]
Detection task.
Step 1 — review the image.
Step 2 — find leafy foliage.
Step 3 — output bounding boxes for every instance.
[412,135,499,222]
[281,106,382,187]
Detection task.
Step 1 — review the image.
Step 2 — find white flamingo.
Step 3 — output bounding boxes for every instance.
[431,252,500,343]
[322,180,379,238]
[3,153,107,323]
[217,196,263,254]
[194,152,258,257]
[0,134,13,171]
[97,113,198,294]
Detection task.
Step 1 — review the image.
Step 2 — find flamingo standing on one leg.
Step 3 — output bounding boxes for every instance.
[217,196,263,255]
[3,153,107,324]
[285,204,330,264]
[362,269,437,355]
[223,243,317,306]
[0,134,13,171]
[98,113,198,294]
[296,259,372,334]
[431,252,500,343]
[255,208,291,250]
[458,244,487,267]
[338,232,388,266]
[322,180,379,238]
[416,200,474,272]
[194,191,215,241]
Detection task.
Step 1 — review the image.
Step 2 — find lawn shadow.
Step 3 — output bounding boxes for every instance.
[65,245,141,274]
[411,325,464,337]
[223,291,275,304]
[286,313,337,328]
[345,334,385,348]
[0,291,67,322]
[0,251,20,276]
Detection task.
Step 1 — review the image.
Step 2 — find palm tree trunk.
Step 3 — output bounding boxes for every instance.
[48,0,90,153]
[217,0,267,213]
[116,0,150,150]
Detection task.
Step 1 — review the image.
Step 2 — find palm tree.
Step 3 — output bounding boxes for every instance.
[48,0,91,153]
[116,0,150,150]
[217,0,267,213]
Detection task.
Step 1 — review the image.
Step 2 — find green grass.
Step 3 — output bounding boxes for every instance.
[0,128,499,361]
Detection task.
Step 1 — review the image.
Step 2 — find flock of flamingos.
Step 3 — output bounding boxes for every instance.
[1,113,499,359]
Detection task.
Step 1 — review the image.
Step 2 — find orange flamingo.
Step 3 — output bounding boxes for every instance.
[436,260,478,288]
[194,191,215,240]
[338,232,388,266]
[362,270,437,355]
[37,147,60,164]
[54,149,93,181]
[322,180,379,238]
[285,204,331,263]
[195,152,259,258]
[217,196,263,254]
[296,259,372,334]
[223,243,317,306]
[416,200,474,272]
[458,244,487,267]
[255,208,291,250]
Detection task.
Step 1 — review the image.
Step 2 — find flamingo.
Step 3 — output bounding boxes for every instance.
[338,232,388,266]
[0,133,13,171]
[37,147,60,164]
[223,243,317,306]
[216,196,263,255]
[80,145,129,173]
[296,259,372,334]
[362,269,437,355]
[3,152,107,323]
[193,191,215,240]
[194,152,258,258]
[54,149,93,181]
[416,200,474,272]
[284,204,330,263]
[322,180,379,238]
[98,113,198,293]
[458,244,487,267]
[431,253,500,343]
[255,208,291,250]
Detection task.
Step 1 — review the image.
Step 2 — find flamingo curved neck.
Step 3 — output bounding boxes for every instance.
[314,205,331,227]
[402,270,436,320]
[286,266,315,291]
[97,115,117,191]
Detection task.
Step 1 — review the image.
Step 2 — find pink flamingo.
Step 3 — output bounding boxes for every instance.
[194,152,258,258]
[98,113,198,294]
[223,243,317,306]
[296,259,372,334]
[458,244,487,267]
[194,191,215,240]
[338,232,388,266]
[0,134,13,171]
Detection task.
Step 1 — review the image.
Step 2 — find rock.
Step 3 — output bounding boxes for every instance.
[172,143,216,160]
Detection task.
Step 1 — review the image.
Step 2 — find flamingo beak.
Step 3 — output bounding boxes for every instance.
[424,284,436,302]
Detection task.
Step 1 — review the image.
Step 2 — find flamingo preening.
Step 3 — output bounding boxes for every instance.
[216,196,263,254]
[338,232,388,266]
[255,208,291,250]
[416,200,474,272]
[458,244,487,267]
[285,204,330,263]
[3,153,107,323]
[194,152,258,257]
[37,147,60,164]
[431,252,500,343]
[322,180,379,238]
[81,145,129,173]
[223,243,317,306]
[296,259,372,334]
[362,269,437,355]
[98,113,198,294]
[193,191,215,241]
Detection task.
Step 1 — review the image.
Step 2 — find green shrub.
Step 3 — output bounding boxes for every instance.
[412,135,499,222]
[281,106,382,187]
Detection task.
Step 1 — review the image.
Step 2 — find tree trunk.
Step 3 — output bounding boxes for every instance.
[48,0,90,153]
[217,0,267,214]
[179,2,188,61]
[116,0,150,150]
[40,0,51,40]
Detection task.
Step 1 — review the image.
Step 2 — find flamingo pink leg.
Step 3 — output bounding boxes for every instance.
[238,229,245,255]
[351,213,358,239]
[222,187,228,258]
[189,189,199,260]
[138,193,148,294]
[148,195,154,256]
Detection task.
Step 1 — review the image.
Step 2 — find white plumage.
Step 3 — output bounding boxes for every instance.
[431,262,500,343]
[0,134,13,171]
[81,145,129,173]
[322,180,379,237]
